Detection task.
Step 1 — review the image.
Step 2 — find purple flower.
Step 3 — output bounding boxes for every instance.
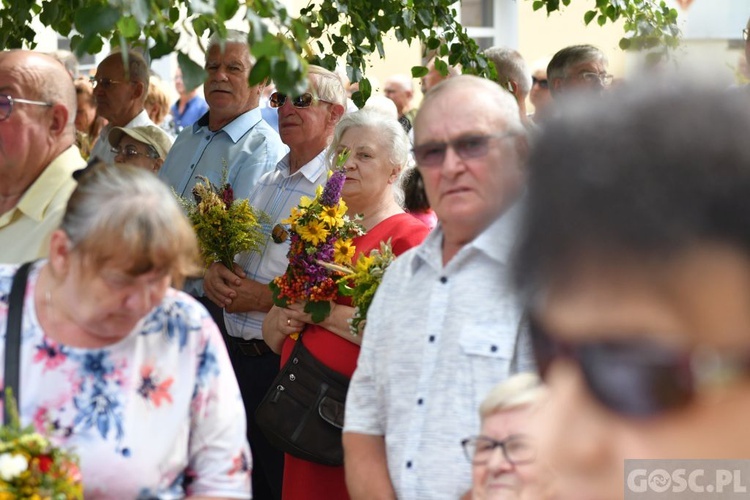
[320,169,346,207]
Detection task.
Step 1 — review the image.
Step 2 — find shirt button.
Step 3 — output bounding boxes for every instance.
[190,164,195,170]
[440,276,448,284]
[428,335,435,343]
[417,398,423,405]
[406,461,412,469]
[490,345,498,353]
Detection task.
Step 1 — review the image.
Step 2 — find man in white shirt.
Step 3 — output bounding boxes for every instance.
[343,75,535,499]
[202,65,346,500]
[89,50,154,163]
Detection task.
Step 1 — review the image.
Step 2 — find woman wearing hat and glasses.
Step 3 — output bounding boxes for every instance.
[108,124,173,173]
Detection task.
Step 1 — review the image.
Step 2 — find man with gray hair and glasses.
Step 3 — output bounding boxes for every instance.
[0,50,86,263]
[203,65,346,500]
[89,50,154,164]
[547,44,612,97]
[343,75,534,499]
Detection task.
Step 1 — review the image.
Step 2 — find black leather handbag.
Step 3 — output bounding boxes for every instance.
[255,335,349,466]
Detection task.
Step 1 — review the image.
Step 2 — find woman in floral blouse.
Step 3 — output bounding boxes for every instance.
[0,163,251,499]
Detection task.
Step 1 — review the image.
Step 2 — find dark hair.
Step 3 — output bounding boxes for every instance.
[401,167,430,213]
[513,85,750,302]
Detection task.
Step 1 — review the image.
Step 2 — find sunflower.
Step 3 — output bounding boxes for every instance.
[320,200,347,229]
[297,219,330,246]
[333,239,357,265]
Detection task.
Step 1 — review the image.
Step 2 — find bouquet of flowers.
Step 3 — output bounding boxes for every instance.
[321,240,395,336]
[177,168,268,269]
[0,392,83,499]
[270,150,364,326]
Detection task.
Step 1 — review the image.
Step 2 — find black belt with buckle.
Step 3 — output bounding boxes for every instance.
[227,336,272,357]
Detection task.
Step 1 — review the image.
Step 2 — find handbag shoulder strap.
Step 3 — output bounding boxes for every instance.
[5,261,33,407]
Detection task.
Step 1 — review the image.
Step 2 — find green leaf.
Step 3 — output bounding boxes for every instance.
[177,53,206,93]
[618,37,631,50]
[216,0,239,21]
[597,14,607,26]
[74,4,120,36]
[117,17,140,39]
[584,10,596,25]
[305,300,331,324]
[249,56,271,86]
[150,30,180,59]
[532,1,543,11]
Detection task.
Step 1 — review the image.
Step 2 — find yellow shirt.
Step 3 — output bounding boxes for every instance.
[0,146,85,264]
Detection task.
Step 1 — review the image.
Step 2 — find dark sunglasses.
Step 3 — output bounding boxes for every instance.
[269,92,331,109]
[0,95,52,121]
[412,132,517,168]
[528,315,750,418]
[532,76,548,89]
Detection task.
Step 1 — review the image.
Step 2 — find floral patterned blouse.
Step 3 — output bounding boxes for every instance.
[0,262,251,499]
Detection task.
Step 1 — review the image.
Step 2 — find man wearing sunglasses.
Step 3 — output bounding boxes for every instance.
[202,65,345,500]
[88,50,154,164]
[0,50,86,264]
[344,76,534,500]
[513,85,750,499]
[547,44,612,98]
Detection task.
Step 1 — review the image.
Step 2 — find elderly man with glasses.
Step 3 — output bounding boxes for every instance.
[0,50,86,263]
[202,65,346,500]
[343,75,535,500]
[547,44,612,98]
[89,50,155,164]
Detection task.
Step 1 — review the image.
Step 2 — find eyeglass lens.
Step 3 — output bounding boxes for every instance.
[527,316,694,417]
[464,436,535,465]
[0,96,11,121]
[414,133,511,167]
[269,92,315,109]
[532,76,548,89]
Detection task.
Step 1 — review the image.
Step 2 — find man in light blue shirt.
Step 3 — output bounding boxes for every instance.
[159,29,286,200]
[202,66,346,500]
[343,76,535,499]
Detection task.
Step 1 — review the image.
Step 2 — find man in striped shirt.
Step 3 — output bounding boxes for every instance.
[202,65,346,500]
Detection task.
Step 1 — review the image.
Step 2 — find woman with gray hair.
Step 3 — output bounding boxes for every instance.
[0,164,251,498]
[462,373,556,500]
[262,109,430,499]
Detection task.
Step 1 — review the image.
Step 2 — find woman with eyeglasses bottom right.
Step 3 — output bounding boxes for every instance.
[461,373,555,500]
[513,84,750,500]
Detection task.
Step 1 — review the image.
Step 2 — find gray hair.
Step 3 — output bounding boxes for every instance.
[61,163,199,286]
[207,29,254,65]
[479,372,547,420]
[385,74,414,92]
[547,44,607,95]
[309,65,346,108]
[483,46,532,98]
[328,109,410,205]
[419,75,526,136]
[328,108,410,170]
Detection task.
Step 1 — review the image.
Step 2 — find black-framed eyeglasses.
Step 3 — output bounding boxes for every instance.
[268,92,332,109]
[90,76,131,90]
[412,132,517,168]
[532,76,549,89]
[461,435,536,466]
[110,145,159,159]
[528,315,750,418]
[743,28,749,41]
[0,95,53,122]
